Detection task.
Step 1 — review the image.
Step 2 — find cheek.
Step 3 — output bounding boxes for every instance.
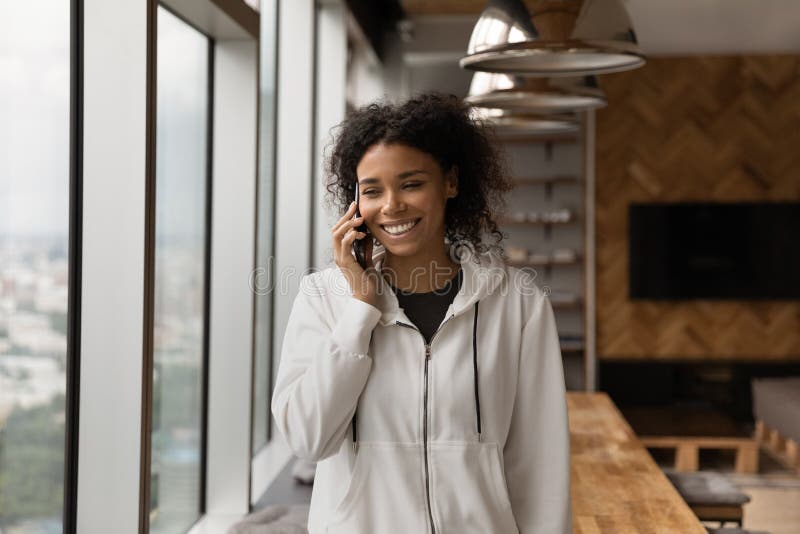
[419,196,447,219]
[360,202,381,225]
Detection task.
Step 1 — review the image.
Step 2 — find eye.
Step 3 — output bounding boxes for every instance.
[363,189,379,197]
[403,182,422,189]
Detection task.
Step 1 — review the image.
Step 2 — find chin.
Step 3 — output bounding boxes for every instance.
[381,241,421,257]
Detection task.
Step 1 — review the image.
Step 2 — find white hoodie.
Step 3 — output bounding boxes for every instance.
[271,245,572,534]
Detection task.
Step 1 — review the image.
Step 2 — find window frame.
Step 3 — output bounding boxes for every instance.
[64,0,84,532]
[142,5,215,531]
[250,0,279,458]
[75,0,258,532]
[249,0,317,507]
[1,1,83,530]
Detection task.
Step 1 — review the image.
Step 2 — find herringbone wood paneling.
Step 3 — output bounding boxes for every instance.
[596,56,800,361]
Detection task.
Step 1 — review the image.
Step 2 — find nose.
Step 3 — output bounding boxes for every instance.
[380,189,406,216]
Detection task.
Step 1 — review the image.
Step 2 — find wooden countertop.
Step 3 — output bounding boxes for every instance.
[567,392,707,533]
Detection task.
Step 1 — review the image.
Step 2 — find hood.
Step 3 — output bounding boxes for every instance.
[370,241,508,327]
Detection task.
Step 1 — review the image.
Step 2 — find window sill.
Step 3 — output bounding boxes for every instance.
[187,513,244,534]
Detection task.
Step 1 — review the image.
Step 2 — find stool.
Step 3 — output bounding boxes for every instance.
[705,529,769,534]
[641,436,759,473]
[665,471,750,527]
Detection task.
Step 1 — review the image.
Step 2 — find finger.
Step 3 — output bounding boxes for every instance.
[338,228,355,253]
[334,229,358,264]
[342,227,365,245]
[332,210,361,237]
[340,229,365,251]
[332,216,364,239]
[338,231,362,266]
[333,219,362,243]
[332,202,358,233]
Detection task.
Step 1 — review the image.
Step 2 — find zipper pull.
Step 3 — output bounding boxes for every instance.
[425,345,431,360]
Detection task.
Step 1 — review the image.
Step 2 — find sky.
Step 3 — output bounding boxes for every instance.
[0,1,71,237]
[0,3,214,239]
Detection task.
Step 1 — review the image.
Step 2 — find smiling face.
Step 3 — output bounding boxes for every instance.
[356,142,458,263]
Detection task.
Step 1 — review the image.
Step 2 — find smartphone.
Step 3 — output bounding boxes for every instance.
[352,186,370,268]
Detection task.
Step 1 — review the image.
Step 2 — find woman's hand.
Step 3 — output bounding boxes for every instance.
[332,201,379,308]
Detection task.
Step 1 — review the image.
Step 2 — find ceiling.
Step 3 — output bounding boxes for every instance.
[400,0,485,15]
[399,0,800,54]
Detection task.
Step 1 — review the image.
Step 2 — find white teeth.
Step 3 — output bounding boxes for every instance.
[383,220,418,235]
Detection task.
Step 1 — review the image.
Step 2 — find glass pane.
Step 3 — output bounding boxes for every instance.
[0,1,70,532]
[252,0,278,455]
[150,6,209,533]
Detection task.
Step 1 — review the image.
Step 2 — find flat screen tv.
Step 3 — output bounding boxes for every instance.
[629,202,800,300]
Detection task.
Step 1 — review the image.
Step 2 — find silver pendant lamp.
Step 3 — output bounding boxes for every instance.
[470,107,580,136]
[460,0,645,77]
[465,71,607,113]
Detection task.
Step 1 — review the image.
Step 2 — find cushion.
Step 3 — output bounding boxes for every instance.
[665,471,750,506]
[706,528,770,534]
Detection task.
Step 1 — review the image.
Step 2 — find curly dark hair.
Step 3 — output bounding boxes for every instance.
[324,92,513,257]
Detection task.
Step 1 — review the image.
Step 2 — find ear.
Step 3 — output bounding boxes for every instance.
[445,166,459,199]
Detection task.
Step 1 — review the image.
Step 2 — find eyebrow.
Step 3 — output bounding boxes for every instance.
[358,169,429,186]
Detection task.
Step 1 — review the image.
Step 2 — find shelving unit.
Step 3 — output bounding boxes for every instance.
[508,255,582,267]
[560,337,586,353]
[499,115,596,392]
[550,300,583,310]
[513,175,580,185]
[497,134,580,145]
[497,217,578,226]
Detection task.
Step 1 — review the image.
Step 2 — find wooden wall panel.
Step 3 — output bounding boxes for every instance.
[596,56,800,361]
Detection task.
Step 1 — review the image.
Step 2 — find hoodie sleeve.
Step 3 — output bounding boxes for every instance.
[504,289,573,534]
[271,273,382,461]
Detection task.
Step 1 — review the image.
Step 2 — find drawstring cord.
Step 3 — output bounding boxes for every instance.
[352,330,375,453]
[352,408,358,454]
[352,301,483,451]
[472,301,481,441]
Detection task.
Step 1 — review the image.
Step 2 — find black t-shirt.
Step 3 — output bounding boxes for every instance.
[389,267,463,344]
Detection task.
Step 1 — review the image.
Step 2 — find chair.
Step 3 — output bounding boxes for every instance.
[665,471,750,527]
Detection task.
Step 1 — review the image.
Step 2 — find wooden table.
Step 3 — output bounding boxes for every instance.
[567,393,707,533]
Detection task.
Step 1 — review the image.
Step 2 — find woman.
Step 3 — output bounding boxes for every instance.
[271,93,572,534]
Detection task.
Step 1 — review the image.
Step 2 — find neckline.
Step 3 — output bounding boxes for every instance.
[388,266,463,297]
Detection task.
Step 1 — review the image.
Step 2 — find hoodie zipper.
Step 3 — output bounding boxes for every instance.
[396,314,454,534]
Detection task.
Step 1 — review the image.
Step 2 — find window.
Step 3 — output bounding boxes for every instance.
[252,0,278,455]
[149,6,211,532]
[0,1,71,531]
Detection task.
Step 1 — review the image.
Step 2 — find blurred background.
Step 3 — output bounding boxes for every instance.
[1,1,799,533]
